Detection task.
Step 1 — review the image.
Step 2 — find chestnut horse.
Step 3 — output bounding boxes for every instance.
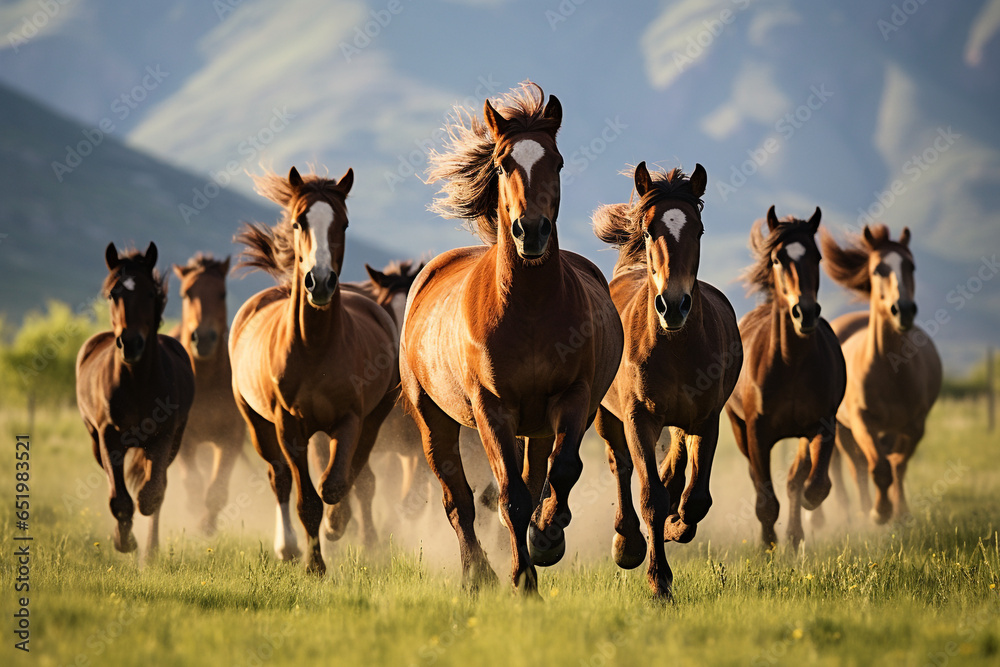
[593,162,741,598]
[724,206,846,549]
[170,254,246,536]
[400,83,624,593]
[230,167,399,573]
[76,242,194,555]
[818,224,941,524]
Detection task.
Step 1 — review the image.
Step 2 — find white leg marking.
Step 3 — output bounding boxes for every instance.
[511,139,545,185]
[274,502,297,558]
[661,208,687,242]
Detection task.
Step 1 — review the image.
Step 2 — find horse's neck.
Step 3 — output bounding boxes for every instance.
[864,298,906,366]
[492,229,563,309]
[767,300,808,365]
[287,278,344,350]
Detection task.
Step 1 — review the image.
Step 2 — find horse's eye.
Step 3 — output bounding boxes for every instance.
[292,221,301,231]
[642,230,651,240]
[773,258,780,266]
[496,164,505,177]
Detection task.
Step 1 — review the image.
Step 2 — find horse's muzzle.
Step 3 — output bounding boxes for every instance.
[791,300,821,335]
[655,292,691,331]
[305,269,339,306]
[191,328,220,359]
[892,300,917,331]
[117,333,146,363]
[511,216,552,259]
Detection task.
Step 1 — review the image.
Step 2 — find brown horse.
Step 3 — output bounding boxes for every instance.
[229,166,399,573]
[170,254,246,536]
[724,206,846,549]
[818,224,941,524]
[76,242,195,555]
[592,162,741,598]
[399,83,624,594]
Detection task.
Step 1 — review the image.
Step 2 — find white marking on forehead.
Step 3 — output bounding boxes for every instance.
[785,242,806,262]
[306,201,334,271]
[661,208,687,242]
[511,139,544,185]
[884,251,904,277]
[122,277,135,291]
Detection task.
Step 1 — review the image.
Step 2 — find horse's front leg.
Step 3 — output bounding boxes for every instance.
[102,428,136,553]
[277,410,325,574]
[529,382,590,568]
[595,406,646,569]
[137,427,182,557]
[665,412,720,543]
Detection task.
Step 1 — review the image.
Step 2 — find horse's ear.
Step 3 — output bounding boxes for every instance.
[808,207,822,234]
[766,205,780,233]
[365,263,388,286]
[172,264,186,279]
[288,166,304,189]
[337,167,354,196]
[863,225,876,247]
[543,94,562,131]
[689,163,707,198]
[634,161,653,198]
[483,99,509,140]
[105,243,120,270]
[222,255,232,275]
[144,242,158,268]
[899,226,911,247]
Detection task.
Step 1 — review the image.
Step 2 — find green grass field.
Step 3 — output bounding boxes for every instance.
[2,400,999,667]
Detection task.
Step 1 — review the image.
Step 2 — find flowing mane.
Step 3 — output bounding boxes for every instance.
[743,216,818,300]
[820,224,913,296]
[235,170,349,284]
[592,166,704,274]
[427,81,560,245]
[179,253,229,277]
[102,247,167,328]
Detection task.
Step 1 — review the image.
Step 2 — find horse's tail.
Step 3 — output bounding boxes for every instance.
[125,449,149,495]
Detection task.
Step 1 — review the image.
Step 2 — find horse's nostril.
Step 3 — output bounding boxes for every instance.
[116,336,123,349]
[910,303,918,317]
[512,219,524,239]
[890,303,899,316]
[791,304,802,319]
[206,330,218,343]
[815,303,822,317]
[540,218,552,236]
[654,294,667,315]
[679,294,692,316]
[304,271,316,292]
[191,330,200,343]
[327,272,338,290]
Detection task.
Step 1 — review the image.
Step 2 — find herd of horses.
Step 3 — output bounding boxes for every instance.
[74,83,942,599]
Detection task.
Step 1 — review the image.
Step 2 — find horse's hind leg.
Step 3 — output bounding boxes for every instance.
[101,428,137,553]
[139,423,185,557]
[238,398,299,562]
[416,393,496,589]
[785,437,812,549]
[352,462,379,551]
[889,431,918,520]
[596,407,646,570]
[747,417,779,548]
[668,414,720,542]
[836,422,869,520]
[176,432,204,516]
[659,429,691,542]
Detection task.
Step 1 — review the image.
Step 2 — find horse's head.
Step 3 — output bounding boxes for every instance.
[764,206,823,336]
[284,166,353,307]
[173,255,230,359]
[865,225,916,331]
[484,94,563,260]
[365,260,424,323]
[104,242,164,364]
[634,162,707,331]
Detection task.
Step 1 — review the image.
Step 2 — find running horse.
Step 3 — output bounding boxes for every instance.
[592,162,741,598]
[230,166,399,573]
[724,206,846,548]
[76,242,195,555]
[400,82,624,594]
[170,254,246,535]
[818,224,941,524]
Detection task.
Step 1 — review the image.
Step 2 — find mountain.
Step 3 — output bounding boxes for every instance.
[1,0,998,370]
[0,83,394,325]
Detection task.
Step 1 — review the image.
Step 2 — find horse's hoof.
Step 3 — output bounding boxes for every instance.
[305,557,326,576]
[809,509,827,531]
[324,504,351,542]
[528,524,566,567]
[648,574,674,601]
[664,516,697,543]
[802,479,832,510]
[870,507,892,525]
[612,531,646,569]
[514,567,540,597]
[275,544,301,562]
[200,515,218,537]
[463,559,499,592]
[114,524,137,553]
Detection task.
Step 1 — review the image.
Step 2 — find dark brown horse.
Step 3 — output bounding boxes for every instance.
[592,162,741,598]
[170,254,246,535]
[399,83,624,594]
[76,242,195,555]
[230,167,399,573]
[818,224,941,524]
[724,206,846,548]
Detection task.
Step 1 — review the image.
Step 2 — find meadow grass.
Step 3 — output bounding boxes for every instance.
[1,401,999,667]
